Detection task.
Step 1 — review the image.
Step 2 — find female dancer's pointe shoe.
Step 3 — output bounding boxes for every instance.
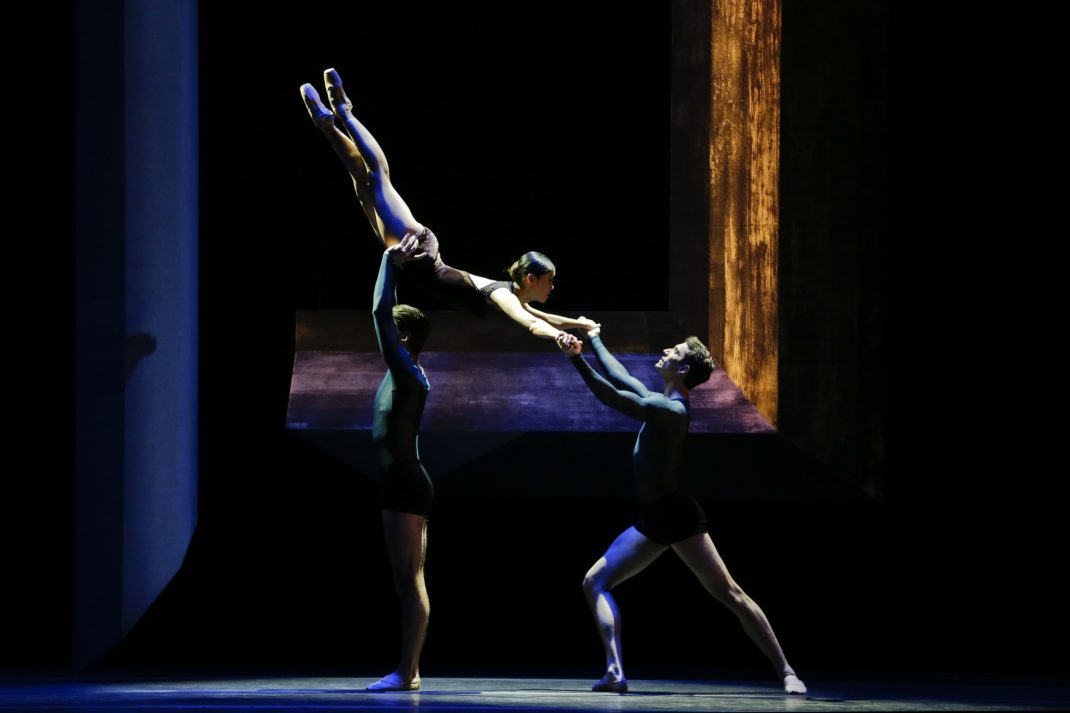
[591,674,628,693]
[366,673,420,692]
[784,673,807,695]
[323,67,354,115]
[300,83,335,130]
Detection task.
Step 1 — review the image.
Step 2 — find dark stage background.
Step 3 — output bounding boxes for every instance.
[5,0,1069,682]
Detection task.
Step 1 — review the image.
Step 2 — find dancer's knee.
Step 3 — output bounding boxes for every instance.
[708,579,747,609]
[582,571,607,601]
[391,568,424,597]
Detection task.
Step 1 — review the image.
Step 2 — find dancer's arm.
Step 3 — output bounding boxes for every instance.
[490,290,567,340]
[586,331,650,397]
[521,304,599,332]
[557,337,675,424]
[372,251,427,387]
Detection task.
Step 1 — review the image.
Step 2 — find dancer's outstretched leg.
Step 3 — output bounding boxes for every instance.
[582,527,667,693]
[672,534,807,695]
[300,83,386,242]
[367,510,429,692]
[321,68,423,246]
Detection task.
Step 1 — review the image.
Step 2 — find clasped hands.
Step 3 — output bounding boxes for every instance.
[556,318,600,356]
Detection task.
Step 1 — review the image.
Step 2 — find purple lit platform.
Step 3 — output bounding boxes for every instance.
[287,311,772,434]
[288,352,773,434]
[286,311,861,501]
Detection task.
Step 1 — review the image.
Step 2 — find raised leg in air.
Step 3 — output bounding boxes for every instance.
[300,83,387,242]
[300,70,422,246]
[320,68,423,246]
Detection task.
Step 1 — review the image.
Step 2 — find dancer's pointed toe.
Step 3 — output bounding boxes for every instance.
[300,83,335,129]
[323,67,353,114]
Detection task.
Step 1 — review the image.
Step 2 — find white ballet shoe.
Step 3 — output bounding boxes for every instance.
[784,673,807,695]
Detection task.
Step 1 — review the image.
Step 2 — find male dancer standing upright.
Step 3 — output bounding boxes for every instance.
[556,327,807,695]
[366,238,434,691]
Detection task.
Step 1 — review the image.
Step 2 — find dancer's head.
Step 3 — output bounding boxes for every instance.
[656,336,717,389]
[508,251,556,303]
[393,304,430,356]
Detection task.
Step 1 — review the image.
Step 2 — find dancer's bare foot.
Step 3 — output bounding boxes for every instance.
[299,83,335,130]
[323,67,353,118]
[366,672,420,692]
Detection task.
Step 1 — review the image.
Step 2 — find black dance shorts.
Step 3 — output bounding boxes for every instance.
[381,458,434,517]
[636,490,708,545]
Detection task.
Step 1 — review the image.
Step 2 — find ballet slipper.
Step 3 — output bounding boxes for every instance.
[300,83,335,130]
[366,673,420,692]
[323,67,353,115]
[784,673,807,695]
[591,673,628,693]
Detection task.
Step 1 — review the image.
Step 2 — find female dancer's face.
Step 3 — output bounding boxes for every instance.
[524,272,555,304]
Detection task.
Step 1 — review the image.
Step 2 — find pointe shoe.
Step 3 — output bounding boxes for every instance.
[366,673,420,692]
[300,83,335,129]
[784,673,807,695]
[591,674,627,693]
[323,67,353,115]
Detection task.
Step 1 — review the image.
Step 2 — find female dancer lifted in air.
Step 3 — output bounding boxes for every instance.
[300,68,596,342]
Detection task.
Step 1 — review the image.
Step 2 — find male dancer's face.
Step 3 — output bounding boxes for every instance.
[655,342,691,381]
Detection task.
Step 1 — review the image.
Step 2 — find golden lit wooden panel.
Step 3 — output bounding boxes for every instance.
[710,0,780,425]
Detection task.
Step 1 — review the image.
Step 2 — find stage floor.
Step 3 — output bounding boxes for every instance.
[2,676,1067,711]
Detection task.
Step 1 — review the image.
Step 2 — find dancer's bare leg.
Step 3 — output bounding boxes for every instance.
[582,526,667,693]
[672,533,807,694]
[300,71,422,246]
[321,68,423,246]
[367,511,429,692]
[300,83,388,242]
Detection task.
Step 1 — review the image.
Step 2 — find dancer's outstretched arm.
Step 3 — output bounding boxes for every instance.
[491,290,568,340]
[557,336,678,424]
[522,303,599,332]
[584,331,650,397]
[372,248,427,389]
